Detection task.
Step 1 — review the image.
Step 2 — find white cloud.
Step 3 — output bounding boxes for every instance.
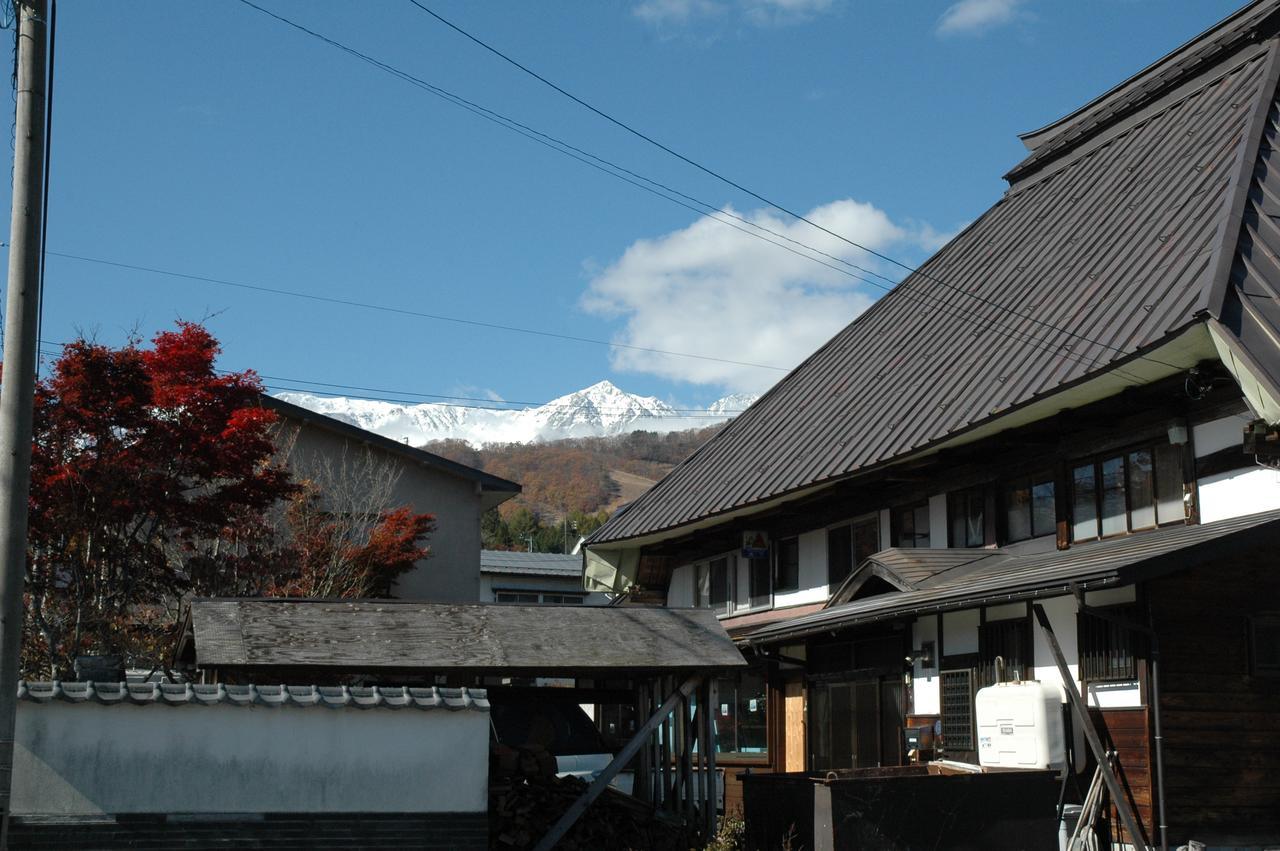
[581,199,937,394]
[935,0,1025,37]
[633,0,835,29]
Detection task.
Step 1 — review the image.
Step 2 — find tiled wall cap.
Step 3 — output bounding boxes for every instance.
[15,681,489,711]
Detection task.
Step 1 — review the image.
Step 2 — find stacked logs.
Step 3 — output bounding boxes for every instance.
[489,744,690,850]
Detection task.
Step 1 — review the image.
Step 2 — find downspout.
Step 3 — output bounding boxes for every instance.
[1148,597,1168,851]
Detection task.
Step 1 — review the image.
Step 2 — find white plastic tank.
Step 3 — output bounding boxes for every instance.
[975,680,1066,770]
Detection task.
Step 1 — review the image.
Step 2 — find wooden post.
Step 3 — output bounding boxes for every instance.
[532,675,703,851]
[1033,604,1148,850]
[680,691,693,821]
[634,683,650,804]
[706,677,718,837]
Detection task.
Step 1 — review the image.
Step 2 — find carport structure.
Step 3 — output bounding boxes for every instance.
[177,598,747,847]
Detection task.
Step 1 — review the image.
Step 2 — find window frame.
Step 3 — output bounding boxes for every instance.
[948,485,988,548]
[827,513,881,589]
[1070,440,1186,543]
[710,666,771,762]
[1000,471,1057,544]
[1077,602,1145,685]
[691,552,737,617]
[494,589,585,604]
[893,501,931,548]
[774,536,800,594]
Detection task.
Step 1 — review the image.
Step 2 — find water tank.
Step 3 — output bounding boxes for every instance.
[975,680,1066,770]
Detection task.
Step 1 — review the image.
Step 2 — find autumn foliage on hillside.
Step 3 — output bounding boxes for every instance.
[18,323,434,679]
[425,426,722,551]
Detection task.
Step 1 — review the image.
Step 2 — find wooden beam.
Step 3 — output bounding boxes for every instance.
[533,674,704,851]
[1032,604,1148,850]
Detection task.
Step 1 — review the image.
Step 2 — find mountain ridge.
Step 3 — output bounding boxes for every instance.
[274,380,756,446]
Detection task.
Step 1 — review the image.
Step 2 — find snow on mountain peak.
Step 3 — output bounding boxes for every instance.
[274,382,758,447]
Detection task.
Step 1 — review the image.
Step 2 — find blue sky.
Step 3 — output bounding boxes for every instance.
[7,0,1244,410]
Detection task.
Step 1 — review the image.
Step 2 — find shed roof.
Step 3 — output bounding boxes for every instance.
[187,599,745,675]
[743,508,1280,645]
[588,1,1280,549]
[480,550,582,577]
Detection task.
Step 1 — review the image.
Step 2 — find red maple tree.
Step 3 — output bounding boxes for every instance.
[18,322,437,679]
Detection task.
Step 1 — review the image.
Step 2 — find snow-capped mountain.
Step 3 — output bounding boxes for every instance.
[274,380,757,447]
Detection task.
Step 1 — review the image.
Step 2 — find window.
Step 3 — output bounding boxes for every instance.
[495,590,585,604]
[979,616,1032,687]
[1072,443,1184,541]
[827,517,879,587]
[1003,473,1056,543]
[1249,615,1280,678]
[713,669,768,757]
[940,669,975,752]
[894,502,930,548]
[949,486,987,548]
[693,556,733,614]
[1078,604,1142,682]
[774,537,800,593]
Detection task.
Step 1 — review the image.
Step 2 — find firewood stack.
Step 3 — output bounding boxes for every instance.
[489,745,691,850]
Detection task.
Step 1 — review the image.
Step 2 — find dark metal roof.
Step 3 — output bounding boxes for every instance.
[261,395,521,496]
[743,509,1280,644]
[480,550,582,577]
[188,598,745,675]
[590,11,1280,548]
[17,681,488,711]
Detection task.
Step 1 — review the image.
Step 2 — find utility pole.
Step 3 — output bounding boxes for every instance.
[0,2,48,845]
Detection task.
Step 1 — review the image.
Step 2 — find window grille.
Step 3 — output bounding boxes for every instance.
[940,668,975,752]
[979,617,1032,687]
[1078,604,1142,682]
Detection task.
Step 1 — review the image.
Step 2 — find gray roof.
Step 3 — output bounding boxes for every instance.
[17,681,488,711]
[590,1,1280,546]
[188,598,745,675]
[480,550,582,577]
[261,395,521,498]
[744,508,1280,644]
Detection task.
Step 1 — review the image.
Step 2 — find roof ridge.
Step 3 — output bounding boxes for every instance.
[16,681,489,711]
[1008,0,1280,184]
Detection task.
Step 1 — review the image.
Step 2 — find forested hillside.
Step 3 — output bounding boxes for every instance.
[424,426,722,552]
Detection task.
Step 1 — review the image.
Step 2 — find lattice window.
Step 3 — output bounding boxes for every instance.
[1078,604,1142,682]
[940,668,975,752]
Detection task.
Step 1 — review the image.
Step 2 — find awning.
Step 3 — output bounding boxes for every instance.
[583,546,640,593]
[742,508,1280,645]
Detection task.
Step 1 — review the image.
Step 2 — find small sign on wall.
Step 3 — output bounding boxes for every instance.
[741,531,769,559]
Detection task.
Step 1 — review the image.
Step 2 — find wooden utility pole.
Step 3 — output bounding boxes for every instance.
[0,1,48,845]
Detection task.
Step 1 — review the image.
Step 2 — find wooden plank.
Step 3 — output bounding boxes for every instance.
[532,674,703,851]
[784,679,806,773]
[1034,604,1149,850]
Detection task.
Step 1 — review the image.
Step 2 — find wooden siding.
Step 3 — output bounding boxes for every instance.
[1089,707,1153,846]
[1147,541,1280,845]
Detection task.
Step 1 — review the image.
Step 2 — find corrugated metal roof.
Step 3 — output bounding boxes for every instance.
[590,15,1280,547]
[743,508,1280,644]
[17,681,488,711]
[480,550,582,576]
[188,599,745,674]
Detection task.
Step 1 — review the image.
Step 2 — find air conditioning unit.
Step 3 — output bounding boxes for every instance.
[975,680,1066,770]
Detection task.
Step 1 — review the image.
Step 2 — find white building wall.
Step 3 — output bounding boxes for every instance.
[911,616,940,715]
[928,493,948,548]
[668,564,695,607]
[14,700,489,816]
[942,609,979,656]
[1194,413,1280,523]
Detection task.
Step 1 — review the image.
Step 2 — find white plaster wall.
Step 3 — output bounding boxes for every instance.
[285,424,485,603]
[14,702,489,815]
[1198,466,1280,523]
[774,529,829,607]
[1031,595,1079,699]
[1193,414,1249,457]
[942,609,979,656]
[983,602,1025,622]
[911,616,940,716]
[928,493,948,548]
[667,564,695,608]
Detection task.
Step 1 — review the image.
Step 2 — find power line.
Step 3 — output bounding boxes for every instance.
[403,0,1188,375]
[34,340,749,417]
[230,1,1155,382]
[33,247,787,372]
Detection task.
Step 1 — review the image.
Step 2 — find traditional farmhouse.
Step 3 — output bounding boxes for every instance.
[584,1,1280,846]
[263,395,520,601]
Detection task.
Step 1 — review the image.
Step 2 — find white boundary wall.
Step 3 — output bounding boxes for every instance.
[15,700,489,815]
